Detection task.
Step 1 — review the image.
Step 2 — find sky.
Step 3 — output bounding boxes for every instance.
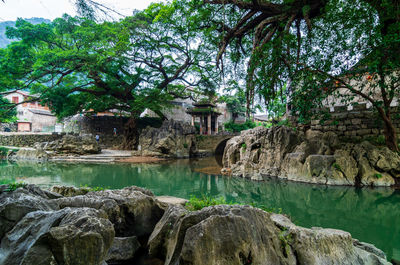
[0,0,163,21]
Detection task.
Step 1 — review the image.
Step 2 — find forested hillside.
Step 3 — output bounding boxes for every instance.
[0,17,49,48]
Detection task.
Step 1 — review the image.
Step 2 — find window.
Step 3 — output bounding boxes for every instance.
[12,97,19,104]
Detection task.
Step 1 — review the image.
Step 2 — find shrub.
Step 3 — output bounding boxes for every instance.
[185,195,282,214]
[0,180,27,192]
[332,163,342,171]
[224,120,257,133]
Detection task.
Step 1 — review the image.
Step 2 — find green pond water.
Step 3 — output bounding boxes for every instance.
[1,158,399,261]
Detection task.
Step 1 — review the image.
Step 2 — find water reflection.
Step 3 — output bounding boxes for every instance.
[0,159,399,260]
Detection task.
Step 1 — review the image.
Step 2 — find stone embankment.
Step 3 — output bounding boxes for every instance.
[6,134,102,162]
[222,126,400,186]
[0,184,391,265]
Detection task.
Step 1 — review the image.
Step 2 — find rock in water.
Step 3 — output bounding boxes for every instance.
[134,120,198,158]
[35,134,101,155]
[222,126,400,186]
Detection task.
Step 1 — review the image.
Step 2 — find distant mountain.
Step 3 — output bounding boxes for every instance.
[0,17,50,48]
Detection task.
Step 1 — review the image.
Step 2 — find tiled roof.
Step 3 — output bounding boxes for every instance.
[28,109,55,116]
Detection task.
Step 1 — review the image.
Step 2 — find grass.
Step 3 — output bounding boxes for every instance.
[0,179,27,192]
[332,163,342,171]
[79,184,109,192]
[185,195,283,214]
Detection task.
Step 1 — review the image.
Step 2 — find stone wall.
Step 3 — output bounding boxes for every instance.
[0,123,17,132]
[0,133,63,147]
[63,115,129,135]
[308,104,400,140]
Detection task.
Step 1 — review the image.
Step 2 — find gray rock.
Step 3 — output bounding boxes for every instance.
[48,208,114,265]
[135,120,197,158]
[37,134,101,155]
[223,126,400,186]
[8,148,49,162]
[149,204,390,265]
[106,236,141,262]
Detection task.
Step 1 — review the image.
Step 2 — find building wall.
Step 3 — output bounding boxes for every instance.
[3,91,57,132]
[31,114,58,132]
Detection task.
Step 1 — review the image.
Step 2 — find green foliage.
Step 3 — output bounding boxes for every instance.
[183,143,188,149]
[0,4,219,127]
[365,135,386,146]
[185,195,282,214]
[279,228,293,257]
[79,184,109,192]
[0,147,17,158]
[1,181,27,192]
[185,195,228,211]
[241,143,247,150]
[374,173,383,179]
[332,163,342,171]
[0,98,17,123]
[224,120,257,133]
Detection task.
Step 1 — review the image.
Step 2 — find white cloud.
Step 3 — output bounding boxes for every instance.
[0,0,164,21]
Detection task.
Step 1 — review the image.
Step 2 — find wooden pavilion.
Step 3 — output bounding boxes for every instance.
[186,102,222,135]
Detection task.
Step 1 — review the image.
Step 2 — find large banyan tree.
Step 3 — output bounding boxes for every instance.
[196,0,399,151]
[0,3,219,149]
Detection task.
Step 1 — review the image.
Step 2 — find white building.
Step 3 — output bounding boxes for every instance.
[2,90,58,132]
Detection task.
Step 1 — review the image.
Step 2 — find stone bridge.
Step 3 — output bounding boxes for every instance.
[196,134,237,157]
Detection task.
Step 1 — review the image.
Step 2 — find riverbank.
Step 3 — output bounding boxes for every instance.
[222,126,400,187]
[0,183,392,265]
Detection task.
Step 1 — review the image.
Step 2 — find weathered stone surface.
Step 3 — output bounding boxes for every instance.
[106,236,141,262]
[8,148,49,161]
[0,185,164,265]
[36,134,101,155]
[134,120,197,158]
[48,207,115,265]
[223,126,400,186]
[0,185,391,265]
[149,204,390,265]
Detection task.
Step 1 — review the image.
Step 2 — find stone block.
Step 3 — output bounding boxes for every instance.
[351,119,362,125]
[311,120,320,126]
[357,129,371,136]
[338,126,346,131]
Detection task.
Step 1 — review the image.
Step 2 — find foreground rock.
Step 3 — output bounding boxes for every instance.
[0,184,164,265]
[0,184,391,265]
[133,120,197,158]
[222,126,400,186]
[148,204,390,265]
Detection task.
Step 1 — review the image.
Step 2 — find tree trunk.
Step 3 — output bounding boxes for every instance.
[383,118,399,152]
[121,115,139,150]
[377,107,399,152]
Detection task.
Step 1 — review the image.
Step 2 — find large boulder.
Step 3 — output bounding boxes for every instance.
[0,184,165,265]
[134,120,198,158]
[223,126,400,186]
[36,134,101,155]
[7,148,49,162]
[148,204,390,265]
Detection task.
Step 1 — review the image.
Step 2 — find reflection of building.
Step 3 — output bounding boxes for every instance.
[2,90,57,132]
